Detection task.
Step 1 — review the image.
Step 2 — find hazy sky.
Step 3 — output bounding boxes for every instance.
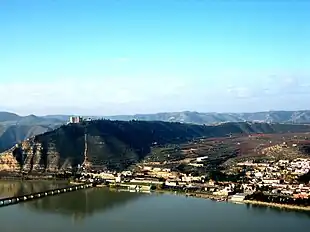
[1,0,310,116]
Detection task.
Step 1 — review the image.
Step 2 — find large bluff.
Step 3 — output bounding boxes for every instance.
[1,120,310,173]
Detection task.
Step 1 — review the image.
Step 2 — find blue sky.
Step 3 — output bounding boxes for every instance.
[1,0,310,115]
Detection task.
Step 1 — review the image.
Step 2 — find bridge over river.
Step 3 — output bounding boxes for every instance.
[0,183,94,207]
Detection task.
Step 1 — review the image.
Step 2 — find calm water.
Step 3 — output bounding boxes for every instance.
[0,180,69,197]
[0,181,310,232]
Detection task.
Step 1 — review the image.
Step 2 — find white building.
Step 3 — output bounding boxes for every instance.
[69,116,83,124]
[165,181,177,187]
[143,166,152,171]
[115,176,122,183]
[254,172,263,178]
[196,156,208,162]
[230,193,247,202]
[188,163,203,167]
[262,179,280,184]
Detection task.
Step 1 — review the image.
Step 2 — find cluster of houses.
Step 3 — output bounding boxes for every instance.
[128,166,205,187]
[236,158,310,199]
[74,155,310,202]
[76,164,245,201]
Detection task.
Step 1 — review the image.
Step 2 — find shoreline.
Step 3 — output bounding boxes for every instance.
[1,177,310,212]
[110,186,310,212]
[243,200,310,212]
[165,192,310,212]
[76,183,310,212]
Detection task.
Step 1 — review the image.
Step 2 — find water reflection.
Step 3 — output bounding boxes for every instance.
[0,180,68,198]
[21,188,142,221]
[0,181,142,221]
[2,180,310,230]
[1,182,310,232]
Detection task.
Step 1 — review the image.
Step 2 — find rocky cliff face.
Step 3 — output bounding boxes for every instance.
[19,140,62,172]
[1,120,310,173]
[0,151,20,172]
[1,139,72,173]
[0,135,137,173]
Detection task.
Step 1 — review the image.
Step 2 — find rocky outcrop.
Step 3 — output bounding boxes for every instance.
[1,120,310,173]
[0,139,72,173]
[0,152,20,172]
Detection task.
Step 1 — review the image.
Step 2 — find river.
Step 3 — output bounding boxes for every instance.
[0,181,310,232]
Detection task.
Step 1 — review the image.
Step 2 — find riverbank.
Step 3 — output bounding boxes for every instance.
[244,200,310,211]
[164,191,310,211]
[187,192,227,201]
[170,191,227,201]
[109,186,310,211]
[107,185,228,201]
[175,192,310,211]
[3,177,310,212]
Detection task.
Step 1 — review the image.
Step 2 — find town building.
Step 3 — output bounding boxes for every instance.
[69,116,83,124]
[230,193,247,202]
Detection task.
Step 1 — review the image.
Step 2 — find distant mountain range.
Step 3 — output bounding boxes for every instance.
[3,110,310,126]
[0,112,65,152]
[104,110,310,124]
[1,110,310,152]
[0,112,65,126]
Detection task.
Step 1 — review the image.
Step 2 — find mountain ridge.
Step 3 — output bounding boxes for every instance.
[104,110,310,124]
[2,110,310,125]
[1,120,310,173]
[1,110,310,154]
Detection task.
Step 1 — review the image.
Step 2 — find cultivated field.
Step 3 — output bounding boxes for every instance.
[143,132,310,174]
